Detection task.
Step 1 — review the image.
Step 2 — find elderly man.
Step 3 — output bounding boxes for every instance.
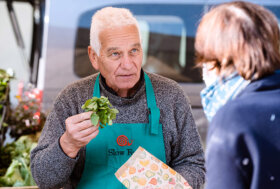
[31,7,205,189]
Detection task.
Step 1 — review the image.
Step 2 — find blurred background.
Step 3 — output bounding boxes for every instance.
[0,0,279,187]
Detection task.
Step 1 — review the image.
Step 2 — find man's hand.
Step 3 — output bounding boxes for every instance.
[60,111,99,158]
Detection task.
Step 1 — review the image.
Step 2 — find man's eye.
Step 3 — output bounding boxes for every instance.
[131,48,138,54]
[111,52,119,56]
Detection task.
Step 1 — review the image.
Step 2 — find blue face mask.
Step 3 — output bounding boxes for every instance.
[201,72,250,122]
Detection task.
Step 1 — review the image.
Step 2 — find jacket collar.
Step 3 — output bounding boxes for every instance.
[238,72,280,97]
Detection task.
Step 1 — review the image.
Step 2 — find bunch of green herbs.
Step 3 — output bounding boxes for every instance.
[82,96,119,128]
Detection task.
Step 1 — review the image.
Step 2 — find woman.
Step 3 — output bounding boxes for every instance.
[195,1,280,189]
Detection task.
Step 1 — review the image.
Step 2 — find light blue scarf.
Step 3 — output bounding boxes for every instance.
[201,72,250,122]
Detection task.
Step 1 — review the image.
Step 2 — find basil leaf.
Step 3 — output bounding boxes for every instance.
[91,113,99,126]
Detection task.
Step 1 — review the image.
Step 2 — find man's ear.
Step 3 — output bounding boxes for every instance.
[88,46,99,70]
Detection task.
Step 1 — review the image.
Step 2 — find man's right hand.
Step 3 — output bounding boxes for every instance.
[60,111,99,158]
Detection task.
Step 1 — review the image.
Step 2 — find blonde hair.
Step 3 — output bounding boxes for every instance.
[195,1,280,80]
[90,7,140,56]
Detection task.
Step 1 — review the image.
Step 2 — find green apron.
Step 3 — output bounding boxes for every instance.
[77,73,166,188]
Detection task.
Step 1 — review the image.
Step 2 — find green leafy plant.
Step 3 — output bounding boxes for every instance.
[0,135,37,186]
[82,96,119,128]
[0,69,43,187]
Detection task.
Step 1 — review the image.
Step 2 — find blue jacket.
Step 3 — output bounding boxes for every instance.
[205,72,280,189]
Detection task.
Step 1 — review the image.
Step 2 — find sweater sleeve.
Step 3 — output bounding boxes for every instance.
[30,93,79,189]
[171,91,206,189]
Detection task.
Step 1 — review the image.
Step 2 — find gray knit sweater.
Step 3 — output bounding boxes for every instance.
[31,72,205,189]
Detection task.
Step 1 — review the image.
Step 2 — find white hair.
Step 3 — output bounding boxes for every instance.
[90,7,140,56]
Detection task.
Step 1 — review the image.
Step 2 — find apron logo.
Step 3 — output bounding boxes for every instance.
[117,135,133,146]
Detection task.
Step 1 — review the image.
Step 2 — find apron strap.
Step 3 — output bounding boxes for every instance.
[93,74,101,97]
[92,72,160,135]
[144,73,160,135]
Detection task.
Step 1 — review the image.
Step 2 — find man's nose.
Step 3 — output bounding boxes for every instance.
[120,54,133,69]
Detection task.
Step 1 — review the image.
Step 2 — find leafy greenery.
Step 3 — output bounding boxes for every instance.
[0,69,12,103]
[82,96,119,128]
[0,135,37,186]
[0,69,43,187]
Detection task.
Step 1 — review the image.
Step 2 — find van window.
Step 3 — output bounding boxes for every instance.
[74,4,205,83]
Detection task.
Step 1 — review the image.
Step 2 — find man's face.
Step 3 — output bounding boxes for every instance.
[89,25,143,96]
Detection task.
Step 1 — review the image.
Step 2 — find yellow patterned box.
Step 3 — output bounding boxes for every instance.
[115,146,192,189]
